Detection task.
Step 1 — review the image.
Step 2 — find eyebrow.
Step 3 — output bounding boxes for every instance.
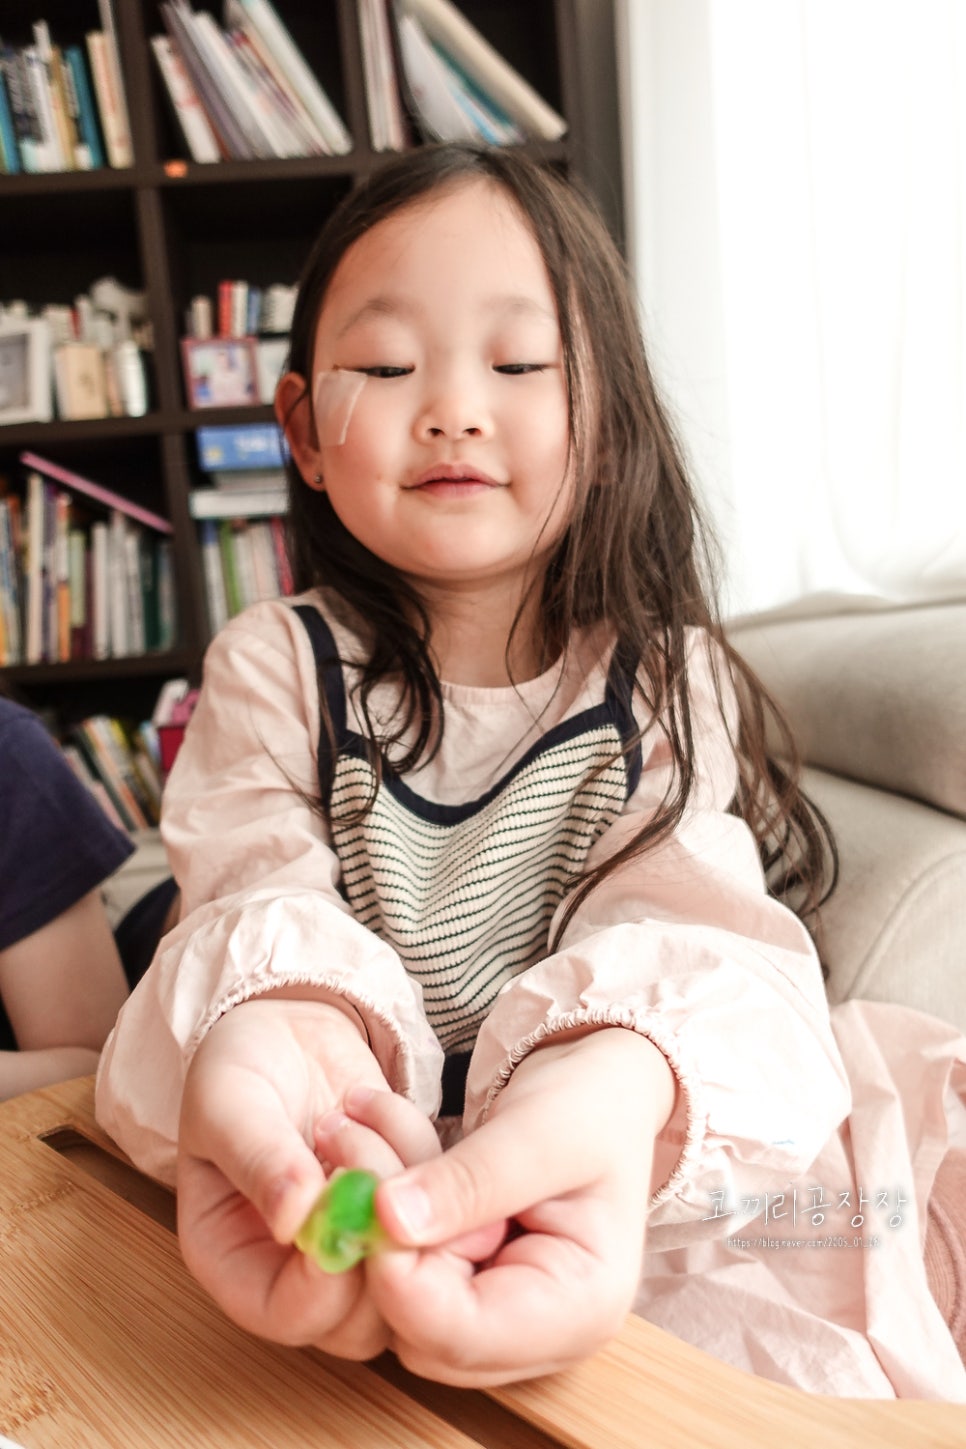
[335,293,557,338]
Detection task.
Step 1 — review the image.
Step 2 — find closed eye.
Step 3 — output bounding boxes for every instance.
[493,363,549,375]
[350,365,413,378]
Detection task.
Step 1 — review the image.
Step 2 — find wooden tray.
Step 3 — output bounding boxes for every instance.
[1,1078,964,1448]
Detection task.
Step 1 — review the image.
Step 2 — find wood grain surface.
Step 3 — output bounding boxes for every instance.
[1,1078,964,1448]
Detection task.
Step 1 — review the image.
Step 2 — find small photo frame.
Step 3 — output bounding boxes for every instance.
[0,316,53,426]
[181,336,259,410]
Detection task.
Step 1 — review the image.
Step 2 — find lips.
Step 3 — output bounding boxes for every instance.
[410,462,504,488]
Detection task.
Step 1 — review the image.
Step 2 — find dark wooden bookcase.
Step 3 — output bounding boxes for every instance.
[0,0,621,727]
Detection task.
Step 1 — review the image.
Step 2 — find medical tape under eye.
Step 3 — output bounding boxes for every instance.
[313,369,367,446]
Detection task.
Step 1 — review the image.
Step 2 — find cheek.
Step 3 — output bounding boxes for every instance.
[321,394,395,482]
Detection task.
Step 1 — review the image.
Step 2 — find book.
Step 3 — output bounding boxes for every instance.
[248,519,280,600]
[190,483,287,518]
[161,1,255,159]
[108,508,129,657]
[45,43,82,170]
[68,526,88,658]
[227,0,351,155]
[210,465,287,490]
[0,46,37,173]
[19,452,173,536]
[72,715,152,829]
[150,33,222,163]
[86,30,133,168]
[55,45,95,169]
[0,61,21,173]
[397,0,567,141]
[90,519,110,659]
[269,513,293,595]
[54,490,71,661]
[188,8,281,159]
[62,741,128,830]
[195,422,286,470]
[223,0,328,155]
[359,0,409,151]
[0,498,22,663]
[228,27,323,157]
[122,520,147,655]
[394,14,477,143]
[199,518,229,633]
[24,472,46,664]
[22,43,65,171]
[96,0,134,163]
[64,45,107,169]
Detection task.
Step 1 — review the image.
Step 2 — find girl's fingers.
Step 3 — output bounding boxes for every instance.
[176,1156,365,1346]
[371,1231,627,1386]
[180,1065,325,1244]
[374,1096,589,1250]
[335,1088,507,1261]
[375,1032,663,1251]
[313,1109,406,1180]
[340,1085,443,1166]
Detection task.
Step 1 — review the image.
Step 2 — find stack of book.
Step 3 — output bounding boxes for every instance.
[0,4,132,175]
[191,422,293,633]
[65,713,163,832]
[151,0,351,163]
[0,452,176,668]
[362,0,568,151]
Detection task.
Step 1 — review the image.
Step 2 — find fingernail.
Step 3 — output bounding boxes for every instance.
[316,1109,348,1136]
[383,1182,433,1240]
[343,1085,374,1112]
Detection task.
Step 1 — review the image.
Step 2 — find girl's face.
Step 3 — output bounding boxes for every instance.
[296,179,573,601]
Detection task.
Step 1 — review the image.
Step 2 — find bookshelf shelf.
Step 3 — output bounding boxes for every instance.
[3,647,197,687]
[1,0,620,731]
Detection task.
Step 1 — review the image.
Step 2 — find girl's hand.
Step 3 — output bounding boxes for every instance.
[361,1027,676,1386]
[176,996,439,1359]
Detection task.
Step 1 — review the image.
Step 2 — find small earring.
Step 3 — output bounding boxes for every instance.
[313,473,322,484]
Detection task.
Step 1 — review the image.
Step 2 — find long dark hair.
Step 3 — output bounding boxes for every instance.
[279,143,836,950]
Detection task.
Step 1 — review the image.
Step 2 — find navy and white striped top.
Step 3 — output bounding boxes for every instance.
[295,604,642,1061]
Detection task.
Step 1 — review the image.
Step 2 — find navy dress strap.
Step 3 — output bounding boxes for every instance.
[292,603,351,788]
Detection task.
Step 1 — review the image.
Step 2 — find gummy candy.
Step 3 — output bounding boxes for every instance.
[294,1168,385,1273]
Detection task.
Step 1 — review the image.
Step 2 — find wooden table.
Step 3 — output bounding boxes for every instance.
[1,1077,964,1448]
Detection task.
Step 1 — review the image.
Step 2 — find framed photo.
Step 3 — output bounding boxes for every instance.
[0,316,53,426]
[181,336,259,410]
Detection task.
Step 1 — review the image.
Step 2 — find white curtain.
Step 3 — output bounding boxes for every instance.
[616,0,966,617]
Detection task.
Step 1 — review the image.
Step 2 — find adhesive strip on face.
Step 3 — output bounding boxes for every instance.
[313,369,367,446]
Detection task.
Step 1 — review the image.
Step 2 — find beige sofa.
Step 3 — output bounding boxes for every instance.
[729,593,966,1032]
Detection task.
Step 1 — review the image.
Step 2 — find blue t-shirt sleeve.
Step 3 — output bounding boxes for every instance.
[0,701,135,951]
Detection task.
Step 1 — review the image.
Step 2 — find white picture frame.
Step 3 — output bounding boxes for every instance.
[0,316,54,426]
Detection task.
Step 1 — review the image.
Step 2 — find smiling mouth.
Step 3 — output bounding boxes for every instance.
[409,464,504,489]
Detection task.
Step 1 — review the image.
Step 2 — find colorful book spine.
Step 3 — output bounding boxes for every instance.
[150,33,221,163]
[0,60,21,173]
[64,44,107,169]
[195,423,286,470]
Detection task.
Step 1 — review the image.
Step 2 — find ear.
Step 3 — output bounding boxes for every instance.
[275,371,326,492]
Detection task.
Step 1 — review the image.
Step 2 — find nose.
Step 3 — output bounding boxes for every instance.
[414,365,491,441]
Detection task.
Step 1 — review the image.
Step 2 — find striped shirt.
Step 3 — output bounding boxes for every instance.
[295,604,641,1057]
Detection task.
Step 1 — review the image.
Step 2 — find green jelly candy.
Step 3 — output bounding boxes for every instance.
[294,1168,384,1273]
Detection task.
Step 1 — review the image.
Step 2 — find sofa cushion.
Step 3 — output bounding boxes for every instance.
[729,593,966,819]
[802,767,966,1032]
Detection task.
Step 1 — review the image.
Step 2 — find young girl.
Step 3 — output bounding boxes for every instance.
[96,144,966,1398]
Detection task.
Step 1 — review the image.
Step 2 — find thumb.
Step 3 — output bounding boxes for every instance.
[376,1107,569,1248]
